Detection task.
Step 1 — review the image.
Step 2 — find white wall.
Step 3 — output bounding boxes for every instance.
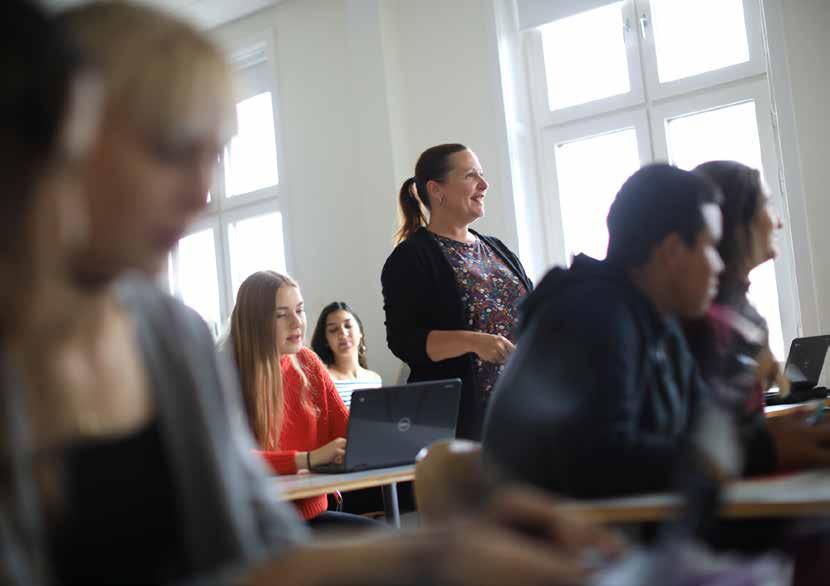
[776,0,830,335]
[768,0,830,383]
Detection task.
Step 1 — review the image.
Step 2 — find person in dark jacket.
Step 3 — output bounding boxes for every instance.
[482,164,728,498]
[381,143,533,440]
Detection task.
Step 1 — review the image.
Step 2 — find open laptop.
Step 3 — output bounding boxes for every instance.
[765,335,830,404]
[312,379,461,474]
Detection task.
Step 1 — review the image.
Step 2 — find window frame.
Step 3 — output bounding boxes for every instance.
[171,217,227,336]
[540,108,651,265]
[524,0,802,355]
[165,28,290,335]
[527,1,646,126]
[637,0,768,102]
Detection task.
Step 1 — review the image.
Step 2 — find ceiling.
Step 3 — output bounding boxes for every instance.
[46,0,279,29]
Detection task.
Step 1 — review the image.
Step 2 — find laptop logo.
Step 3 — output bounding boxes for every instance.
[397,417,411,433]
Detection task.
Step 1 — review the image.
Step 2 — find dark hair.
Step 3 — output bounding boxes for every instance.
[310,302,369,369]
[692,161,764,290]
[0,0,87,332]
[395,143,469,243]
[606,163,723,268]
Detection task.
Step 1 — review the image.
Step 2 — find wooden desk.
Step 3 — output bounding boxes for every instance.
[559,470,830,525]
[765,398,829,419]
[274,464,416,527]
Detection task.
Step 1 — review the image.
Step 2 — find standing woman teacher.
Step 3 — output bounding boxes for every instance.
[381,143,532,440]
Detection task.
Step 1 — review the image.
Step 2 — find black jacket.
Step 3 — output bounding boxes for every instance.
[381,227,532,440]
[483,255,715,498]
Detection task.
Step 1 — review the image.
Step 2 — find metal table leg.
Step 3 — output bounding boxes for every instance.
[381,481,401,527]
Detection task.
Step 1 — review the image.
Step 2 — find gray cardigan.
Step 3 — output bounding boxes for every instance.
[0,275,308,584]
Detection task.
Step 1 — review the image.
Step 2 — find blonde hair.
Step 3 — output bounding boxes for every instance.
[59,1,234,140]
[229,271,315,450]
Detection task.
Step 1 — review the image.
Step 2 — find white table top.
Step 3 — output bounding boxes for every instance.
[559,469,830,524]
[274,464,416,500]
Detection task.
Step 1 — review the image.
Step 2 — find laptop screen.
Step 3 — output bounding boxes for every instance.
[784,336,830,387]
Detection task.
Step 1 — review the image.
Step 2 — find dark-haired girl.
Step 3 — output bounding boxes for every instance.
[310,302,381,408]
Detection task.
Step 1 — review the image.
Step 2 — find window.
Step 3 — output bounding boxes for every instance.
[169,228,222,336]
[166,35,288,336]
[553,127,642,261]
[225,92,280,197]
[650,0,751,84]
[526,0,797,359]
[227,210,287,301]
[540,3,630,111]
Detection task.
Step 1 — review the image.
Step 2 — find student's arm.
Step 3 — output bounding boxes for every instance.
[256,449,310,474]
[243,485,624,586]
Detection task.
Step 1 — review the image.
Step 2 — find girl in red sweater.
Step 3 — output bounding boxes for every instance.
[229,270,375,529]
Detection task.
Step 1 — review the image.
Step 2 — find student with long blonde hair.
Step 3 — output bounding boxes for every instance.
[229,271,377,529]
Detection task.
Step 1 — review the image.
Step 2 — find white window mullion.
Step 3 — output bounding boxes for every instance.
[217,214,234,327]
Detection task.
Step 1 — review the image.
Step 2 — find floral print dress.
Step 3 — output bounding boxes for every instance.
[432,233,528,404]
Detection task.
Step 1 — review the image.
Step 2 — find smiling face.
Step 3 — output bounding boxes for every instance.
[325,309,362,361]
[274,284,306,355]
[427,149,488,225]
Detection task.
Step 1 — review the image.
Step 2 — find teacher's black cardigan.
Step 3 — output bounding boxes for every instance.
[381,227,533,440]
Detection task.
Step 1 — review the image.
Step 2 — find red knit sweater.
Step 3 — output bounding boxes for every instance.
[257,347,349,520]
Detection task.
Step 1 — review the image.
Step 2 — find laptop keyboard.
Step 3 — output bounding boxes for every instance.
[312,462,346,474]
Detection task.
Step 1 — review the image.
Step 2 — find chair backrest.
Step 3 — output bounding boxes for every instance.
[414,439,485,524]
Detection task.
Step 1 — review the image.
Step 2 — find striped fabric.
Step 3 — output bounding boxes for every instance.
[332,379,382,409]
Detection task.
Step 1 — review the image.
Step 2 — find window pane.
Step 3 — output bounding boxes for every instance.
[555,128,641,261]
[665,101,784,360]
[666,101,763,172]
[228,211,287,302]
[176,229,221,336]
[224,92,279,197]
[541,2,629,111]
[651,0,750,83]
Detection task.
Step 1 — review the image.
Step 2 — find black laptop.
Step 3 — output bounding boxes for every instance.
[766,335,830,404]
[312,379,461,474]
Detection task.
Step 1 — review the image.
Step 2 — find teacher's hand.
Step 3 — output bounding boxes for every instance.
[473,333,516,364]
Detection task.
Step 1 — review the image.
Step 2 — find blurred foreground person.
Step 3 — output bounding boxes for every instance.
[2,1,623,584]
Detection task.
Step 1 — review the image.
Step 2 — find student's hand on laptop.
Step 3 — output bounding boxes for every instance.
[473,333,516,364]
[768,418,830,469]
[310,437,347,467]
